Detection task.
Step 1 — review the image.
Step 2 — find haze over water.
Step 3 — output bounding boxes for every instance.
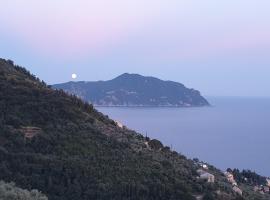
[99,97,270,176]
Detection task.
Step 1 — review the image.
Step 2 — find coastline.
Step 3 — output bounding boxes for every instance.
[94,104,211,108]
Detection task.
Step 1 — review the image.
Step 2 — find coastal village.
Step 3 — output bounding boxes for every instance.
[114,118,270,198]
[116,118,270,198]
[195,161,270,197]
[224,170,270,196]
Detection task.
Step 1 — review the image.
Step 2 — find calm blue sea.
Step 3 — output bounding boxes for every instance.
[98,97,270,176]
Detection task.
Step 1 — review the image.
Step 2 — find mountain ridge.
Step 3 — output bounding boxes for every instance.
[54,73,210,107]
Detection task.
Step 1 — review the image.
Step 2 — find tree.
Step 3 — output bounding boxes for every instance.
[148,139,163,150]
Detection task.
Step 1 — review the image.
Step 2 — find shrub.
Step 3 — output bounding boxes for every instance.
[0,181,48,200]
[148,139,163,150]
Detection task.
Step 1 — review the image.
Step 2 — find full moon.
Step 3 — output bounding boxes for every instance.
[71,73,77,79]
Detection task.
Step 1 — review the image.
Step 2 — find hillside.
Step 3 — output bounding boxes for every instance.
[53,73,209,107]
[0,58,268,200]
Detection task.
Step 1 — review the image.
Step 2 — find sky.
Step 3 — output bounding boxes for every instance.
[0,0,270,97]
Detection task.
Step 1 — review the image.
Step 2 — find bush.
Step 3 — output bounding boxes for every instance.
[148,139,163,150]
[203,192,215,200]
[0,181,48,200]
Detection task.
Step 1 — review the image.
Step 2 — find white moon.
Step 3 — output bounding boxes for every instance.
[71,73,77,79]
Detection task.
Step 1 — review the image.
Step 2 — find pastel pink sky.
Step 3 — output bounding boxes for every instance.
[0,0,270,96]
[1,0,164,57]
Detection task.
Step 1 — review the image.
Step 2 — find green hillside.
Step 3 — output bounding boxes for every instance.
[0,58,267,200]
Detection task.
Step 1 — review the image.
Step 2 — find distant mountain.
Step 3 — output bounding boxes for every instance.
[53,73,209,107]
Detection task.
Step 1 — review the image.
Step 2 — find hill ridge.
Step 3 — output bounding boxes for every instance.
[54,73,209,107]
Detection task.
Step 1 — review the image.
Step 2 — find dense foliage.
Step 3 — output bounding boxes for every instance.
[53,73,210,107]
[0,180,47,200]
[0,58,265,200]
[228,169,267,186]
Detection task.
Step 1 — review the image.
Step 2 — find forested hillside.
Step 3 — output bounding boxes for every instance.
[0,58,267,200]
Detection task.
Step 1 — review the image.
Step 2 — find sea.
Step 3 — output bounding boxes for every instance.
[97,97,270,177]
